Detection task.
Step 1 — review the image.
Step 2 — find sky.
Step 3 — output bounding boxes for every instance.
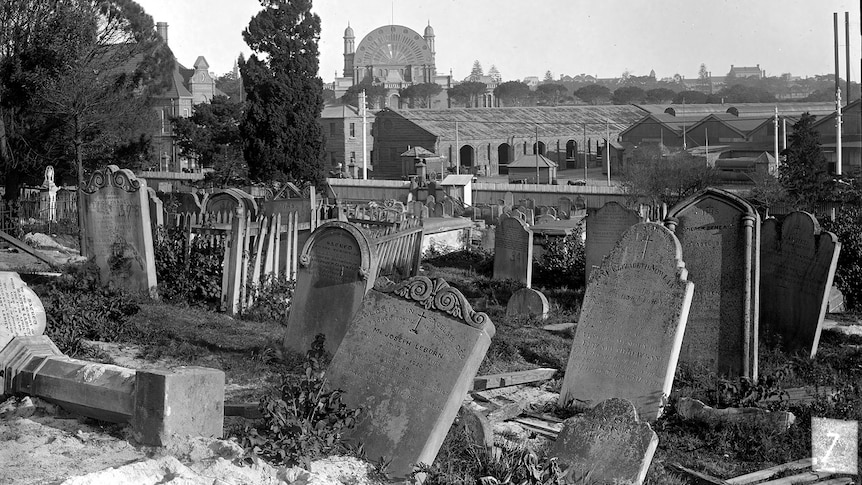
[135,0,862,83]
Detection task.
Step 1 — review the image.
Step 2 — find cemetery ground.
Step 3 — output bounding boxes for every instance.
[1,241,861,484]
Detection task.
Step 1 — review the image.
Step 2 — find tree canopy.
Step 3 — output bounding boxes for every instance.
[573,84,611,105]
[645,88,676,104]
[448,81,486,108]
[493,81,531,107]
[173,95,247,187]
[399,82,442,108]
[536,83,567,106]
[342,79,387,109]
[611,86,646,105]
[240,0,325,186]
[778,113,834,209]
[620,145,717,207]
[468,60,483,81]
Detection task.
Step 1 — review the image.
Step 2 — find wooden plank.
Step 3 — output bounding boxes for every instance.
[511,417,560,439]
[757,470,835,485]
[0,230,57,267]
[248,215,267,304]
[471,368,557,391]
[667,463,729,485]
[271,213,282,278]
[726,458,812,484]
[811,479,854,485]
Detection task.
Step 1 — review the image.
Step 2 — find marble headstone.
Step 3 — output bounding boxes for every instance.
[326,276,495,480]
[505,287,550,320]
[665,188,760,379]
[283,221,378,355]
[493,216,533,287]
[760,211,840,357]
[560,223,693,421]
[0,272,47,351]
[585,202,644,282]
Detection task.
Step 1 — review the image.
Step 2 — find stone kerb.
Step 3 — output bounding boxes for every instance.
[81,165,157,296]
[560,222,693,421]
[760,211,841,357]
[492,216,534,287]
[326,275,495,480]
[283,221,378,355]
[665,187,760,379]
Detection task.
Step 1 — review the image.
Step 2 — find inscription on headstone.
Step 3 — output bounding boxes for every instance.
[0,272,47,350]
[761,212,840,357]
[665,188,759,378]
[493,216,533,287]
[327,276,495,480]
[81,165,157,295]
[585,202,643,282]
[283,221,378,355]
[560,223,693,421]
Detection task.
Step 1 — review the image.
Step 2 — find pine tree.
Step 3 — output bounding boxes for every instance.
[778,113,834,209]
[469,60,483,82]
[488,65,501,83]
[240,0,325,186]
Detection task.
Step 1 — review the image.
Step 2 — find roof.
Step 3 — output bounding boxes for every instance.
[685,113,759,137]
[383,105,649,141]
[636,102,835,119]
[440,175,474,186]
[401,146,437,157]
[812,98,862,129]
[508,154,558,168]
[321,103,360,118]
[620,112,706,137]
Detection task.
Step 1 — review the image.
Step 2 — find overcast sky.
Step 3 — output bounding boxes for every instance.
[135,0,862,83]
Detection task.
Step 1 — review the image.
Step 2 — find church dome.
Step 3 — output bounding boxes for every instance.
[344,24,354,38]
[424,23,434,36]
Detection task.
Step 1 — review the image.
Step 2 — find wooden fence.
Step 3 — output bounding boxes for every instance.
[362,218,424,281]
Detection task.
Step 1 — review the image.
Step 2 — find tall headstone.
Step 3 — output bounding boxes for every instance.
[549,398,658,485]
[327,276,495,480]
[81,165,157,295]
[502,191,514,210]
[0,272,47,351]
[665,187,760,379]
[283,221,378,355]
[558,197,573,219]
[560,223,693,421]
[760,212,840,357]
[493,216,533,287]
[585,202,644,281]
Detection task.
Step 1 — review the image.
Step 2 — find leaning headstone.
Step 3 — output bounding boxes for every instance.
[327,276,495,480]
[760,212,840,357]
[585,202,643,281]
[493,216,533,287]
[665,187,760,379]
[283,221,378,355]
[0,272,47,351]
[559,223,693,421]
[506,287,549,320]
[80,165,157,295]
[828,286,845,313]
[549,398,658,485]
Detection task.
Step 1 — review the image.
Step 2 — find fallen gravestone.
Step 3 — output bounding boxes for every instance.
[283,221,378,355]
[559,222,693,421]
[493,216,533,287]
[665,187,760,379]
[827,285,845,313]
[760,211,840,357]
[585,201,643,282]
[505,287,549,320]
[549,398,658,485]
[326,276,495,480]
[0,272,47,350]
[80,165,157,295]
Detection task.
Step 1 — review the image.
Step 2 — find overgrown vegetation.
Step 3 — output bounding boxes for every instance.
[241,274,296,326]
[533,227,585,289]
[152,225,224,309]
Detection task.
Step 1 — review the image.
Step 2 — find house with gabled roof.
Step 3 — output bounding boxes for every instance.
[811,98,862,174]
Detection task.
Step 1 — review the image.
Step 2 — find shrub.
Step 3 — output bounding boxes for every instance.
[533,225,585,289]
[423,247,494,277]
[153,225,223,309]
[822,205,862,310]
[34,262,140,356]
[237,335,361,468]
[242,274,295,325]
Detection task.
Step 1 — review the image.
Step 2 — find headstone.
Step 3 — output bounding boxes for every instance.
[506,287,549,320]
[536,214,558,224]
[558,197,573,219]
[0,272,47,351]
[828,286,845,313]
[283,221,378,355]
[80,165,157,295]
[326,276,495,480]
[432,202,444,218]
[559,223,693,421]
[493,216,533,287]
[665,187,760,379]
[441,199,454,218]
[203,188,258,219]
[549,398,658,485]
[585,202,644,282]
[146,188,164,229]
[502,192,514,209]
[760,212,840,357]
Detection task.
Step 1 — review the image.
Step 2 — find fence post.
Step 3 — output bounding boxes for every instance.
[223,205,246,315]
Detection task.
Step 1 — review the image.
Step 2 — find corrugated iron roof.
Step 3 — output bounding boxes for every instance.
[508,153,558,168]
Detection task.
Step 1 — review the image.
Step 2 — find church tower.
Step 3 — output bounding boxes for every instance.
[343,23,355,78]
[424,22,435,61]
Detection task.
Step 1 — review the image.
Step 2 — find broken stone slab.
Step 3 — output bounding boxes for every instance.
[549,398,658,485]
[676,397,796,433]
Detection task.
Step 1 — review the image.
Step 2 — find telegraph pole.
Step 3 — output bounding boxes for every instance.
[535,125,540,184]
[582,123,587,183]
[606,119,611,186]
[360,90,368,179]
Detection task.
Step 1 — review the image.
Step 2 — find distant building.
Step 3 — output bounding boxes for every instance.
[812,98,862,174]
[320,103,375,178]
[728,64,765,79]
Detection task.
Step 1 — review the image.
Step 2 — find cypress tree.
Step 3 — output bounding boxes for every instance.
[779,113,833,210]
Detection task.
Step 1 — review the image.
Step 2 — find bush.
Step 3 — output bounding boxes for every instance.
[153,225,223,309]
[822,205,862,310]
[533,225,585,289]
[241,274,295,325]
[34,262,140,356]
[423,247,494,277]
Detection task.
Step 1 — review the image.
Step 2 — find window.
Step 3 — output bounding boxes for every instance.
[350,151,356,163]
[329,122,336,135]
[330,152,337,165]
[183,108,189,118]
[349,123,356,137]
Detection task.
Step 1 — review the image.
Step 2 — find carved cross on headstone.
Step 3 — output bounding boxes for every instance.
[639,233,655,259]
[411,309,428,334]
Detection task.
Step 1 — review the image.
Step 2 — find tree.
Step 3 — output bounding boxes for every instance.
[173,95,247,187]
[240,0,325,186]
[778,113,834,210]
[645,88,676,104]
[399,82,442,108]
[493,81,531,107]
[611,86,646,105]
[711,84,775,103]
[341,79,387,109]
[468,60,483,81]
[448,81,486,108]
[536,83,567,106]
[672,90,708,104]
[543,70,554,82]
[215,57,245,101]
[573,84,611,105]
[620,145,717,207]
[698,63,710,91]
[488,65,501,83]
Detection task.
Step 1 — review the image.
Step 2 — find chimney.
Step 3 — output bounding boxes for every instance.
[157,22,168,45]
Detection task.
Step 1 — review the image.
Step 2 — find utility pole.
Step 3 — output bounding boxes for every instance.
[606,119,611,186]
[583,123,587,183]
[774,107,779,167]
[535,125,540,184]
[455,120,460,175]
[837,87,843,175]
[360,90,368,179]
